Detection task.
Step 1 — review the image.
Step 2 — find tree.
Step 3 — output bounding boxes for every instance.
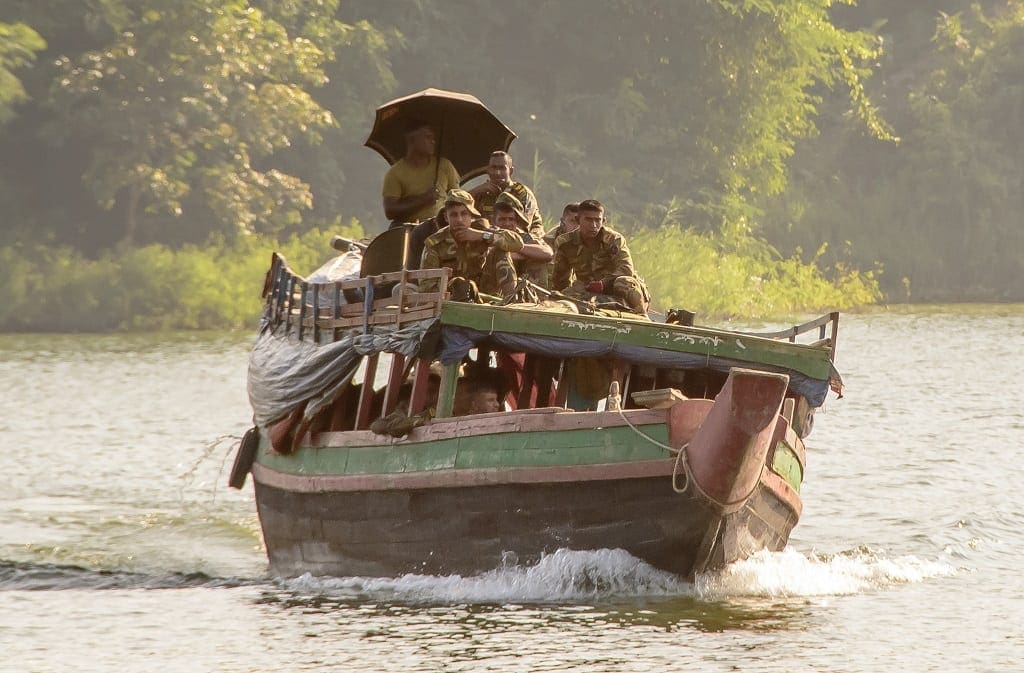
[53,0,344,245]
[0,20,44,124]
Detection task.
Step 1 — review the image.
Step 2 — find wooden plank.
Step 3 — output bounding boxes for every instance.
[382,353,407,415]
[311,284,320,343]
[354,354,379,430]
[408,358,433,416]
[284,275,296,332]
[310,406,669,447]
[297,281,308,341]
[253,456,676,493]
[332,281,342,342]
[313,306,442,331]
[435,362,459,418]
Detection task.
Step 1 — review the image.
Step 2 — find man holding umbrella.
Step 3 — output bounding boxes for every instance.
[381,119,460,226]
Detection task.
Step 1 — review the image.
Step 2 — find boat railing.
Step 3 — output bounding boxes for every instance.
[750,311,840,360]
[262,252,450,343]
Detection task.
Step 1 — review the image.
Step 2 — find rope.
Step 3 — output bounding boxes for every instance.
[671,441,690,494]
[615,405,678,453]
[615,406,765,508]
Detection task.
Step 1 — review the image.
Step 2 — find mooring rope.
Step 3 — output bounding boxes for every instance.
[615,406,765,507]
[614,405,678,453]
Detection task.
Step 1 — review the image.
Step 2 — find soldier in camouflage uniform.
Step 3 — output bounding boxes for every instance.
[419,189,523,299]
[469,152,544,232]
[544,202,579,250]
[493,191,553,288]
[551,199,650,314]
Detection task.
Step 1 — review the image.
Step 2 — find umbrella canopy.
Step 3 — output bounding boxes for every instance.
[364,88,516,183]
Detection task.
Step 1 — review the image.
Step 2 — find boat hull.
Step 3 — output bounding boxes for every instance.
[252,467,797,578]
[249,411,803,579]
[244,369,805,579]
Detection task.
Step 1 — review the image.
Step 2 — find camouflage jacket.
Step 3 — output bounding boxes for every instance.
[419,221,523,295]
[551,227,637,291]
[470,180,543,235]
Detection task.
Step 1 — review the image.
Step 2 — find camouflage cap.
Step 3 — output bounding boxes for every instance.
[444,188,481,217]
[494,190,529,225]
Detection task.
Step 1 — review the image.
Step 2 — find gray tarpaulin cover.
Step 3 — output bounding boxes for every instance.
[247,315,435,427]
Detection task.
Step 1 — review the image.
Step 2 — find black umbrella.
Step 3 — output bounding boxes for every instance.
[364,88,516,183]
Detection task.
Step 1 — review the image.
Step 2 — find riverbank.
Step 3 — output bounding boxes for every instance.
[0,226,880,332]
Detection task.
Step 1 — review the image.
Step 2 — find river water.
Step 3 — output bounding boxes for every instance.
[1,306,1022,672]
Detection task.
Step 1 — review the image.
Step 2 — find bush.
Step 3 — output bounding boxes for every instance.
[629,227,881,319]
[0,220,364,332]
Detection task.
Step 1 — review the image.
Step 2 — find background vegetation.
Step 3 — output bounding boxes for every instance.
[0,0,1020,331]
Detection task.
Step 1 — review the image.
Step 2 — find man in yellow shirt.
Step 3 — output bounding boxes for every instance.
[381,119,460,226]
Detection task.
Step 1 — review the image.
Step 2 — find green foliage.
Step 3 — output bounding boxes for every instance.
[0,220,364,332]
[48,0,346,244]
[0,21,45,124]
[761,0,1024,300]
[630,222,880,319]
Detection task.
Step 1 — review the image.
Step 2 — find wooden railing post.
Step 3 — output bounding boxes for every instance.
[354,354,380,430]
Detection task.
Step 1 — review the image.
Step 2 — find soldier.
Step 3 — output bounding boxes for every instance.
[544,202,580,250]
[469,151,543,232]
[551,199,650,314]
[381,119,460,227]
[419,189,523,299]
[493,191,553,287]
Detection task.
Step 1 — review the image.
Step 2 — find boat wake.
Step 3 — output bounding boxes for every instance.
[0,559,257,591]
[695,547,959,599]
[277,548,692,603]
[276,546,959,604]
[0,546,956,600]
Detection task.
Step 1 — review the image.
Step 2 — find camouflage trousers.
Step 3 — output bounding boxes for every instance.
[451,248,518,300]
[563,276,650,314]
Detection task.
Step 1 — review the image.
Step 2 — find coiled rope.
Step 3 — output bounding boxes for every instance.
[614,406,765,506]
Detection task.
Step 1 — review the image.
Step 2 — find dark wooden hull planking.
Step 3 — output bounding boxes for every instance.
[246,368,805,579]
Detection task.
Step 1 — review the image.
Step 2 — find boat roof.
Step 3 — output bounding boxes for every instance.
[439,302,834,382]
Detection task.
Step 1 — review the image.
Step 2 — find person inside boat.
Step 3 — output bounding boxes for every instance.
[418,188,523,299]
[381,119,460,227]
[551,199,650,315]
[492,190,553,287]
[544,202,579,250]
[405,206,447,270]
[469,151,543,231]
[452,366,506,416]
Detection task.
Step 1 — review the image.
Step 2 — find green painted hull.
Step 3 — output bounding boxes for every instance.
[249,405,804,578]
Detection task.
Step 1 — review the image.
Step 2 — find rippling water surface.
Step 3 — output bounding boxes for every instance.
[2,307,1022,672]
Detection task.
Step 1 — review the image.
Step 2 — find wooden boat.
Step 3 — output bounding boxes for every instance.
[231,242,841,579]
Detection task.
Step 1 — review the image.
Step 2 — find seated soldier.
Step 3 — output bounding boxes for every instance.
[452,369,505,416]
[492,191,553,287]
[407,206,447,270]
[551,199,650,314]
[469,151,543,232]
[544,202,579,250]
[419,189,524,299]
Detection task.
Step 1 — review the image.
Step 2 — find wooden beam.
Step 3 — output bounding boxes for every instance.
[408,358,433,416]
[382,353,407,415]
[435,362,459,418]
[354,354,380,430]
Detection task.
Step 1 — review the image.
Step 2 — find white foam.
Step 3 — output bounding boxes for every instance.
[695,547,959,598]
[276,546,959,604]
[278,548,691,603]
